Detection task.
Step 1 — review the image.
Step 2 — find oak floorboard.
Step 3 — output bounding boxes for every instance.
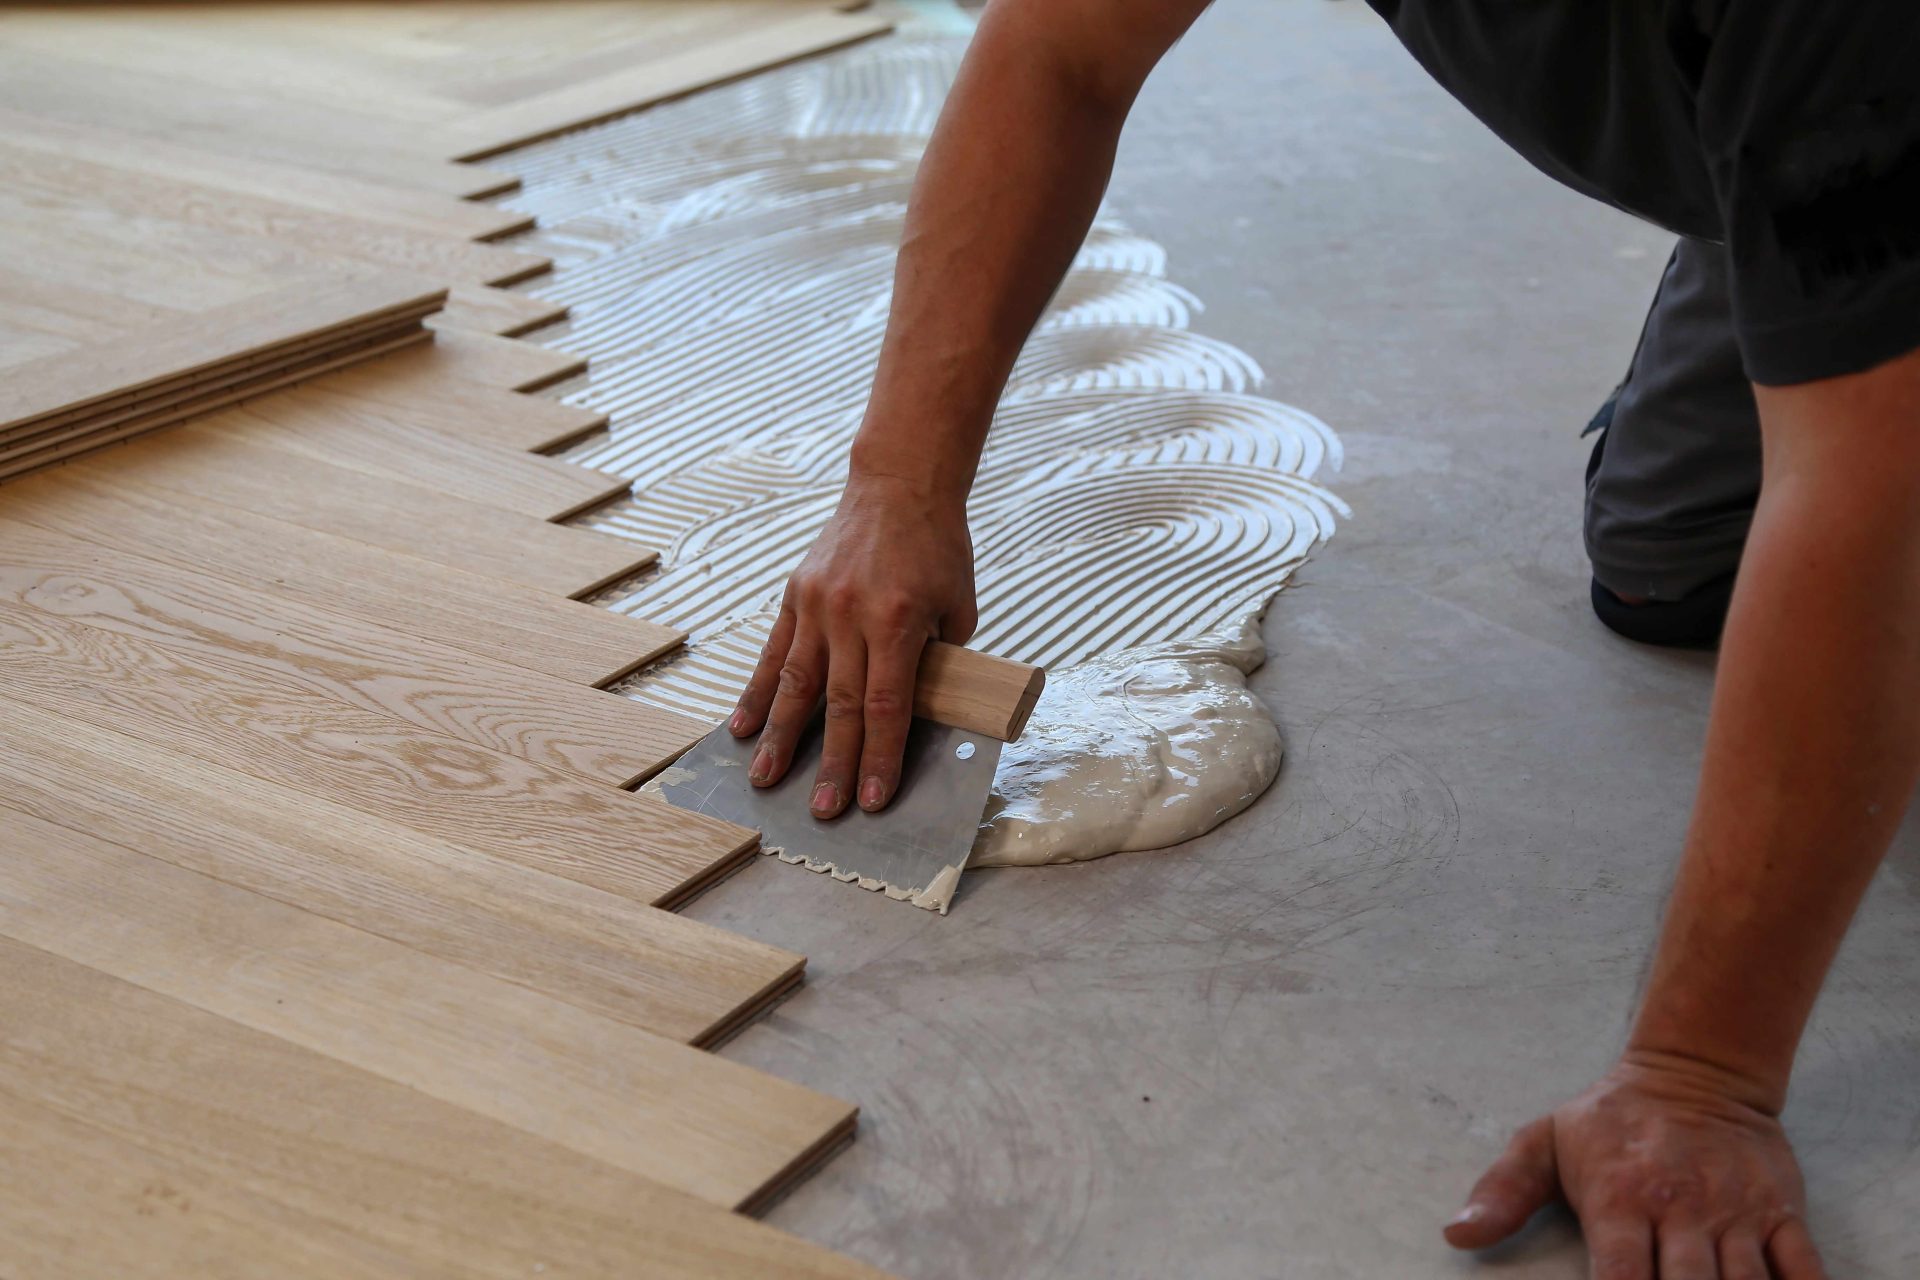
[310,354,609,453]
[0,140,549,289]
[0,699,786,1045]
[0,936,892,1278]
[1,475,678,688]
[398,328,589,391]
[79,427,656,599]
[0,106,532,241]
[0,571,752,907]
[0,814,856,1211]
[0,514,695,786]
[199,391,630,522]
[450,9,893,159]
[430,284,569,337]
[0,277,443,434]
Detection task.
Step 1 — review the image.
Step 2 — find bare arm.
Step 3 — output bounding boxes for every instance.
[1630,350,1920,1102]
[732,0,1211,814]
[1451,345,1920,1279]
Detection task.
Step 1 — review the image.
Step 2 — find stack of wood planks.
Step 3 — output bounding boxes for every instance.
[0,3,900,1276]
[0,0,891,479]
[0,276,448,481]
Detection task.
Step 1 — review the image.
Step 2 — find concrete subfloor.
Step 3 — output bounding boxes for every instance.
[688,3,1920,1276]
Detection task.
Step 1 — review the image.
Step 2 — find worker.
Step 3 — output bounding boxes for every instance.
[728,3,1920,1276]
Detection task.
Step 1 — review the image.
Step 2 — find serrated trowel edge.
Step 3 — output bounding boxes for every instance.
[764,844,964,914]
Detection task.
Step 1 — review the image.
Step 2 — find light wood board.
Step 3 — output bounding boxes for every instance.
[76,427,656,599]
[0,936,890,1279]
[0,699,785,1046]
[0,2,903,1272]
[0,810,854,1210]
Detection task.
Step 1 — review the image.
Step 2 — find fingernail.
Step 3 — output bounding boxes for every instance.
[810,782,838,814]
[1447,1206,1484,1227]
[860,776,885,809]
[749,745,772,783]
[729,708,747,734]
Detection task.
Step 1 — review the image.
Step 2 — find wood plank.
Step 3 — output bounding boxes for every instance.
[0,171,425,316]
[0,140,550,288]
[0,324,81,371]
[0,329,431,484]
[81,427,657,600]
[0,698,783,1046]
[0,14,462,129]
[0,813,857,1211]
[405,328,590,391]
[0,559,752,907]
[0,105,533,241]
[422,1,801,107]
[0,312,432,451]
[430,284,570,337]
[0,196,307,314]
[452,165,523,201]
[0,514,690,787]
[0,275,444,432]
[0,45,500,197]
[1,474,679,689]
[0,288,435,438]
[0,1078,394,1280]
[451,9,894,159]
[200,390,631,522]
[0,326,432,479]
[0,938,892,1279]
[311,353,610,453]
[0,263,182,344]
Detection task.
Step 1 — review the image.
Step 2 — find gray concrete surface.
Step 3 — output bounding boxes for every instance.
[688,3,1920,1275]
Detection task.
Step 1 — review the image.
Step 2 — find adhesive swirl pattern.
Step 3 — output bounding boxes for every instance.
[502,36,1349,868]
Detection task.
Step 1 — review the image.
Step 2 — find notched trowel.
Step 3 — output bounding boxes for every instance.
[652,641,1045,914]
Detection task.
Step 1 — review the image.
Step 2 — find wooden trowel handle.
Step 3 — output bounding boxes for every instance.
[913,641,1045,743]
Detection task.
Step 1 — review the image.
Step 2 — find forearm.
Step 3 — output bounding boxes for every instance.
[1630,370,1920,1110]
[851,1,1200,504]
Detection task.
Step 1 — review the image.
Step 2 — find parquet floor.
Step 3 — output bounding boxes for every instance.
[0,3,898,1275]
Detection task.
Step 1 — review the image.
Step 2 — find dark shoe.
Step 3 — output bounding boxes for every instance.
[1589,573,1734,650]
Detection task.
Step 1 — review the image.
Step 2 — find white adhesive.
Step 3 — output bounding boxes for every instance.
[974,618,1282,866]
[634,764,696,798]
[503,36,1345,869]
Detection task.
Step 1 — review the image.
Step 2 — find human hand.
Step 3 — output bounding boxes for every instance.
[730,471,976,816]
[1444,1050,1826,1278]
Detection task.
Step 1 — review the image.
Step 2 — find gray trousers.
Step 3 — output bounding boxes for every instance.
[1584,237,1761,601]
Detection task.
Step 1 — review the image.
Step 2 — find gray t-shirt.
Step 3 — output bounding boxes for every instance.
[1366,0,1920,385]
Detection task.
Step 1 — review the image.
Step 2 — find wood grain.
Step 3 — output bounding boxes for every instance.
[431,284,570,337]
[311,353,611,452]
[0,698,788,1046]
[0,297,438,443]
[0,329,432,483]
[0,44,506,197]
[0,276,443,432]
[199,389,631,522]
[0,139,550,288]
[916,641,1049,742]
[0,813,856,1210]
[78,427,656,600]
[0,4,916,1268]
[0,105,533,241]
[400,327,590,391]
[450,9,893,159]
[0,514,694,786]
[2,474,679,688]
[0,320,432,466]
[0,568,754,906]
[0,937,893,1279]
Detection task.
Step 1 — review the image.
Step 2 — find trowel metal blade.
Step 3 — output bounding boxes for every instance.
[649,712,1001,914]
